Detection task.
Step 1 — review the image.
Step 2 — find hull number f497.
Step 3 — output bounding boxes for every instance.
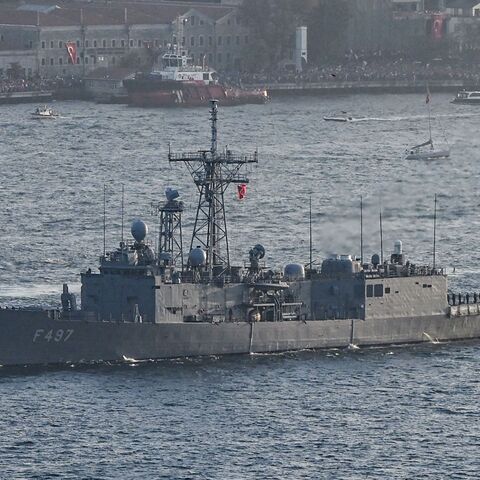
[33,329,74,343]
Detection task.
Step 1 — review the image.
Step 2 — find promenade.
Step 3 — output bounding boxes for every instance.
[243,79,471,95]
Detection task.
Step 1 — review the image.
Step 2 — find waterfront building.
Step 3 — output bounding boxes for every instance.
[0,2,247,79]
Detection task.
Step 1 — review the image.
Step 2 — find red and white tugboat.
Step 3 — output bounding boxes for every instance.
[124,52,268,107]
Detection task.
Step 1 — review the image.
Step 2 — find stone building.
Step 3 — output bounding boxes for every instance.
[0,2,247,79]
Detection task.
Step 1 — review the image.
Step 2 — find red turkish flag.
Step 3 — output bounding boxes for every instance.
[237,184,247,200]
[66,42,77,64]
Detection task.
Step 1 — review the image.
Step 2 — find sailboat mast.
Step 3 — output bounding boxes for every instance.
[426,83,432,143]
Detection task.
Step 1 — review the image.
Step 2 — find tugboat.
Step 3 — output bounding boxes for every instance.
[1,100,480,367]
[31,105,59,119]
[124,52,268,107]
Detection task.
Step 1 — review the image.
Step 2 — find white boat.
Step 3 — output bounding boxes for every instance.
[31,106,59,119]
[451,89,480,104]
[405,139,450,160]
[405,87,450,160]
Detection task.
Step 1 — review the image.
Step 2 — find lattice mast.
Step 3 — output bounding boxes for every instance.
[168,99,258,278]
[152,194,184,270]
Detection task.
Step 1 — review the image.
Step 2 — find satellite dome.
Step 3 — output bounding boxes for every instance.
[284,263,305,280]
[189,247,207,267]
[131,219,148,242]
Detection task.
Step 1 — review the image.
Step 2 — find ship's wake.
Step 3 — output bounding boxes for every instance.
[423,332,443,344]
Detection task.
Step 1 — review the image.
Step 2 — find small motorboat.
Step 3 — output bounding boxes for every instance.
[405,139,450,160]
[323,115,353,122]
[31,106,59,119]
[451,89,480,104]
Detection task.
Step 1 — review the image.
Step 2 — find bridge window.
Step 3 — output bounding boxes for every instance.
[373,283,383,297]
[374,284,384,297]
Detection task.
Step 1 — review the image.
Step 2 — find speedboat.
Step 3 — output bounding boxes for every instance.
[405,139,450,160]
[451,90,480,104]
[323,115,353,122]
[31,106,59,119]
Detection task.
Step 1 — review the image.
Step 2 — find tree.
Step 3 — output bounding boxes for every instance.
[7,62,24,80]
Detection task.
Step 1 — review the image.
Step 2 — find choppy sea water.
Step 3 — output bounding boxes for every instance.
[1,94,480,478]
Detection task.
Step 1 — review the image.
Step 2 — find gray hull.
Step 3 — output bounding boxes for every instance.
[1,311,480,366]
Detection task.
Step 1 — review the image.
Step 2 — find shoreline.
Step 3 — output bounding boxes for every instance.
[244,80,475,96]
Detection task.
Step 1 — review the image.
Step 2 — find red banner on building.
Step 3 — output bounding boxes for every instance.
[66,42,77,64]
[431,14,445,41]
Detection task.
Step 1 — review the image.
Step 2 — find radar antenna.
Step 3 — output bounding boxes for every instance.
[168,99,258,278]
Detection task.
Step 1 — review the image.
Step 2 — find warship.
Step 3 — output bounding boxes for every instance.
[1,100,480,367]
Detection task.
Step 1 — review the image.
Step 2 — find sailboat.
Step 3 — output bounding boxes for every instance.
[405,87,450,160]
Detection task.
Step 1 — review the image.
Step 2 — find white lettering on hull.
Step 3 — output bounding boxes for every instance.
[32,329,74,343]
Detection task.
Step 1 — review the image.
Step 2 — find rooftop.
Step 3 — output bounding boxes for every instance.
[0,2,235,26]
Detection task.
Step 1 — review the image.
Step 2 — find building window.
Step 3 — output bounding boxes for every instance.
[50,41,54,48]
[226,52,231,62]
[121,39,125,47]
[191,54,195,63]
[112,56,116,65]
[85,40,89,47]
[59,58,63,65]
[217,52,222,63]
[374,284,384,297]
[85,56,89,64]
[208,53,213,64]
[208,36,212,46]
[58,41,62,48]
[102,39,106,48]
[200,19,204,25]
[181,37,185,46]
[227,19,231,25]
[29,40,33,49]
[76,40,80,47]
[244,35,249,44]
[138,39,142,47]
[217,36,222,46]
[154,39,158,47]
[190,36,195,47]
[93,40,97,47]
[130,39,134,47]
[385,287,391,294]
[112,39,116,47]
[76,57,80,64]
[236,36,240,46]
[50,58,54,65]
[190,16,195,26]
[366,285,373,297]
[41,41,45,48]
[199,36,204,46]
[41,58,46,65]
[226,36,231,46]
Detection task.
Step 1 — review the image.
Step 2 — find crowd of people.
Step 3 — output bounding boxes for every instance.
[0,76,82,94]
[0,77,56,93]
[233,54,480,86]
